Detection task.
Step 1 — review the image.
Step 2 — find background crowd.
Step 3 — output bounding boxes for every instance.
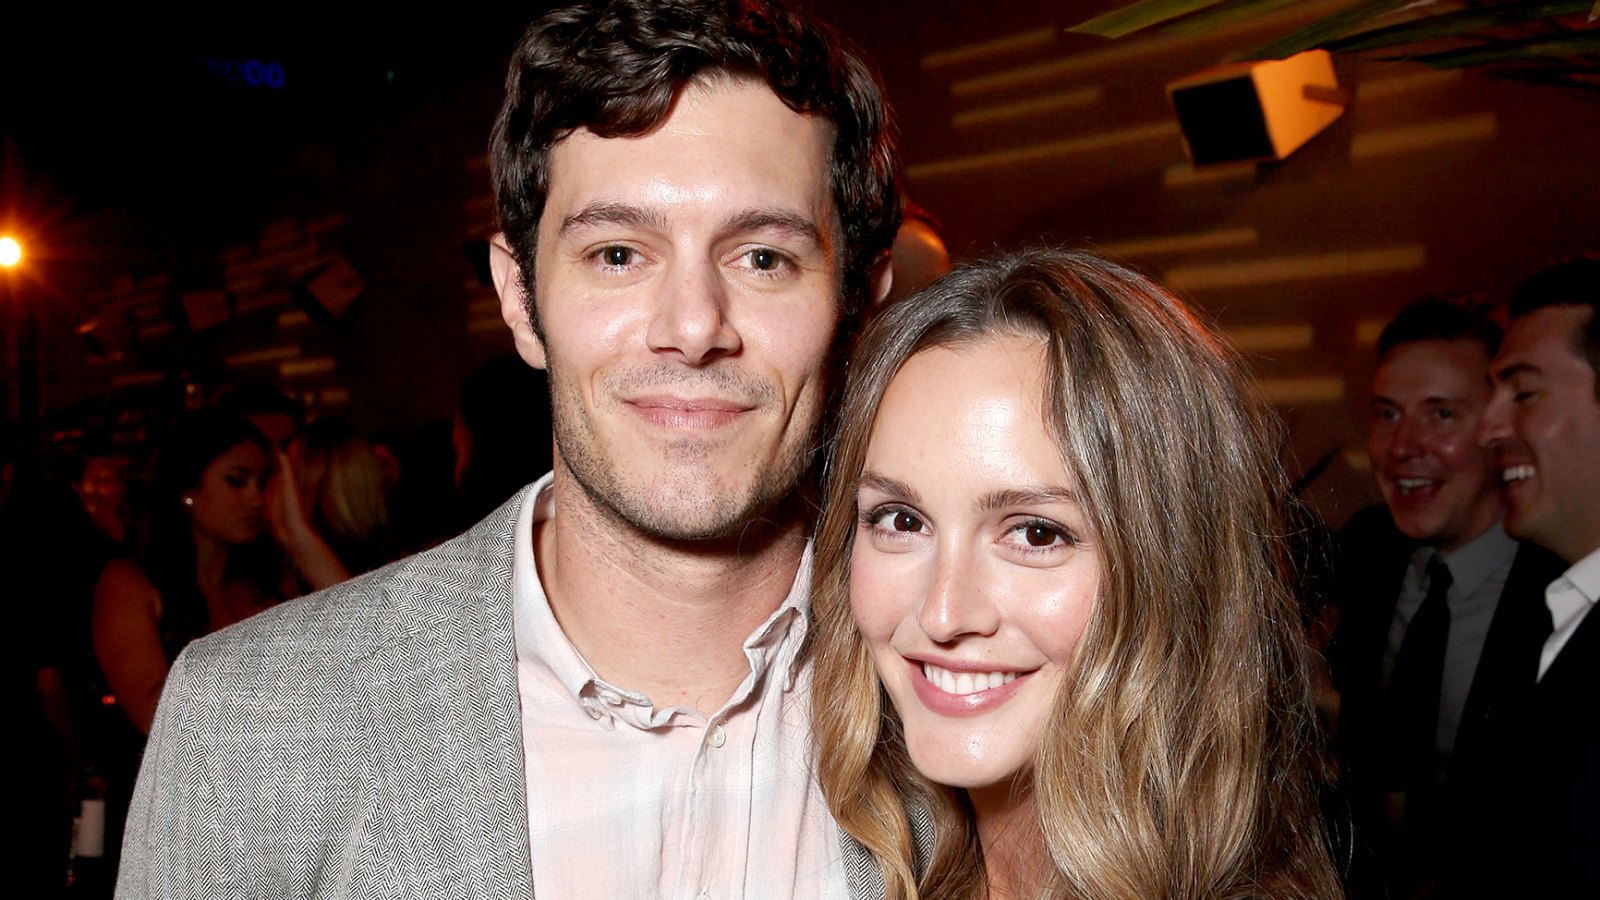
[5,357,551,895]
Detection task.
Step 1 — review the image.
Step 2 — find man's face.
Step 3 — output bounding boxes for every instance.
[498,78,843,541]
[1367,339,1502,551]
[1479,306,1600,563]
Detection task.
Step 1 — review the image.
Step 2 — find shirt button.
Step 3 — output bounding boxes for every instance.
[598,688,623,706]
[706,724,726,748]
[696,892,711,900]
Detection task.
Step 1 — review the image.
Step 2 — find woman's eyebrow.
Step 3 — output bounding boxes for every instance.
[857,471,921,505]
[977,486,1078,512]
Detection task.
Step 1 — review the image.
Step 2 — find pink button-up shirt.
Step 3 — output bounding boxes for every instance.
[512,476,848,899]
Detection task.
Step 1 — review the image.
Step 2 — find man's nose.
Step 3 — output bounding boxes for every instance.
[645,257,741,365]
[1477,388,1512,448]
[1387,417,1425,460]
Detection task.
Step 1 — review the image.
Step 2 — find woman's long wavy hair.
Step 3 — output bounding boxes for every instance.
[810,249,1341,899]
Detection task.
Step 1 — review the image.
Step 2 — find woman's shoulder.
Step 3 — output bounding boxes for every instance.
[94,556,160,610]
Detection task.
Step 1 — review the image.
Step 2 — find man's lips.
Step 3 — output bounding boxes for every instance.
[903,656,1036,716]
[1501,463,1535,485]
[1382,474,1443,501]
[625,396,754,430]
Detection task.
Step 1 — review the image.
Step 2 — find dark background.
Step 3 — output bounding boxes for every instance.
[5,1,1598,527]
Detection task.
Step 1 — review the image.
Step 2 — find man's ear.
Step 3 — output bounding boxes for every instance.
[490,232,547,369]
[868,251,895,308]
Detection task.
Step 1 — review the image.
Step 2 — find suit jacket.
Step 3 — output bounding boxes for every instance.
[116,489,918,899]
[1327,506,1564,894]
[1331,507,1563,789]
[1438,585,1600,899]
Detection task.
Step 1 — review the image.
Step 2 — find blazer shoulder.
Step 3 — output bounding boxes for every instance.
[1506,540,1567,598]
[177,490,526,690]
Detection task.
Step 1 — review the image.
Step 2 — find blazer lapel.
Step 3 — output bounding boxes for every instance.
[1456,542,1565,758]
[360,497,534,898]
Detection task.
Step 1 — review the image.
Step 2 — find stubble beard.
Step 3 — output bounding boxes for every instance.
[546,360,820,544]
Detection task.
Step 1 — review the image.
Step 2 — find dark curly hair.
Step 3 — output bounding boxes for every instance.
[489,0,901,323]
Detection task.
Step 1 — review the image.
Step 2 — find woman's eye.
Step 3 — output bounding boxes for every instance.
[890,510,922,532]
[863,506,926,536]
[1022,523,1058,547]
[1007,520,1073,551]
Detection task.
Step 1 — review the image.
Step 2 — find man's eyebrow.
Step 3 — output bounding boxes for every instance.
[1493,361,1540,382]
[977,487,1079,512]
[559,203,669,236]
[722,209,826,250]
[857,471,922,505]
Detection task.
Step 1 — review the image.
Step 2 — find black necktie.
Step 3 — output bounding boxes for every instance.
[1389,555,1452,820]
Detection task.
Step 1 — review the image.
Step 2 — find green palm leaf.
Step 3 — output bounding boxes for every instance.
[1406,31,1600,67]
[1328,1,1593,53]
[1155,0,1310,38]
[1242,0,1417,60]
[1069,0,1232,38]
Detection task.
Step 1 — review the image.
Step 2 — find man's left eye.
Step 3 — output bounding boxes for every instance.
[747,249,781,271]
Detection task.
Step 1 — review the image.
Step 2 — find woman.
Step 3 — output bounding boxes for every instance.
[270,417,396,593]
[811,249,1341,898]
[92,409,278,733]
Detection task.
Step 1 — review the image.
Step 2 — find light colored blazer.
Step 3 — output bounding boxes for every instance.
[116,488,912,899]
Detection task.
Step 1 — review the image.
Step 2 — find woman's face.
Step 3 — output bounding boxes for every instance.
[188,440,268,546]
[850,334,1099,792]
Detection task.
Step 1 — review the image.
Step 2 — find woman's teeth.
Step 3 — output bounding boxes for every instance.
[922,661,1018,695]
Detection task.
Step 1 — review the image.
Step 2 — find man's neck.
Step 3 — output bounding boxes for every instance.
[534,470,810,713]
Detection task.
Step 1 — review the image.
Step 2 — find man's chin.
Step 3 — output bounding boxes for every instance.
[592,475,803,544]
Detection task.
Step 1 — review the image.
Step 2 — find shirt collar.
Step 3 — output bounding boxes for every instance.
[1557,545,1600,607]
[1411,520,1518,599]
[511,473,815,726]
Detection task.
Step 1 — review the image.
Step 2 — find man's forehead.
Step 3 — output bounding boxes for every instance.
[536,83,843,269]
[552,74,832,156]
[1496,307,1585,371]
[1377,339,1491,383]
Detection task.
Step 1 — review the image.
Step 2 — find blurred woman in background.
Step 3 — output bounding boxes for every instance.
[92,409,278,734]
[270,417,395,593]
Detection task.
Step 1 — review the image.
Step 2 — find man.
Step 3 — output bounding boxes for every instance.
[1329,299,1562,898]
[117,3,902,897]
[1444,258,1600,898]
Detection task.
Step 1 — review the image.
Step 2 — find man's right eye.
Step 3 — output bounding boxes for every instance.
[598,246,633,267]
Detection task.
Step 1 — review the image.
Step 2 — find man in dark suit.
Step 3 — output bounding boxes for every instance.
[1330,299,1564,898]
[1450,258,1600,899]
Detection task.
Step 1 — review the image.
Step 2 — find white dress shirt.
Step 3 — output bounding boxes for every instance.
[1538,545,1600,680]
[511,474,847,900]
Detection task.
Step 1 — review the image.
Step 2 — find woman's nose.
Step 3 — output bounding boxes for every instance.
[916,547,1000,643]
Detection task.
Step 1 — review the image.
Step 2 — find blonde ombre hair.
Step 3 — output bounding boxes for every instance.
[292,419,391,574]
[811,249,1340,899]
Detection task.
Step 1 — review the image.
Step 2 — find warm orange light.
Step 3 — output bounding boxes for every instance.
[0,236,21,267]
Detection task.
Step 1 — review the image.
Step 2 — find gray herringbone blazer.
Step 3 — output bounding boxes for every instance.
[116,487,914,899]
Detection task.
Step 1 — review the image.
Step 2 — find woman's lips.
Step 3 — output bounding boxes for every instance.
[904,656,1035,717]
